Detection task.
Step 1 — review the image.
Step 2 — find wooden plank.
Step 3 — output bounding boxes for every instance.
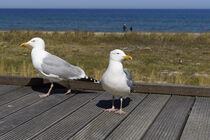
[31,93,111,140]
[69,93,147,140]
[0,76,49,86]
[0,92,75,136]
[106,94,170,140]
[0,75,102,91]
[134,82,210,97]
[180,97,210,140]
[0,87,34,106]
[142,96,194,140]
[0,91,41,119]
[0,91,99,140]
[0,85,21,95]
[2,75,210,97]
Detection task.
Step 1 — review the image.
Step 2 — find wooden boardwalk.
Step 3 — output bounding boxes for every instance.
[0,76,210,140]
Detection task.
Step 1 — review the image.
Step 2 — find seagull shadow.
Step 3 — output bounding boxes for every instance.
[96,97,131,109]
[31,83,96,95]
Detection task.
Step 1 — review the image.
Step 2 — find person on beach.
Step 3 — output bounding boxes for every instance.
[123,24,127,32]
[130,26,133,32]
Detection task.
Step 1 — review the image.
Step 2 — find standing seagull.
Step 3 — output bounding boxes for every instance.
[21,37,90,98]
[101,49,133,115]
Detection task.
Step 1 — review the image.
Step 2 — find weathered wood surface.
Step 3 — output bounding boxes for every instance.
[0,90,75,136]
[0,85,21,95]
[70,94,146,140]
[0,82,210,140]
[0,92,99,140]
[1,75,210,96]
[181,97,210,140]
[107,94,170,140]
[32,93,110,140]
[0,91,40,119]
[142,96,194,140]
[0,87,33,106]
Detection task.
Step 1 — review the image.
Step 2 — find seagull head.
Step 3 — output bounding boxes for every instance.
[110,49,132,62]
[20,37,45,50]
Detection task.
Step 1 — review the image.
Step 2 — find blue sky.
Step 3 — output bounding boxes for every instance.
[1,0,210,9]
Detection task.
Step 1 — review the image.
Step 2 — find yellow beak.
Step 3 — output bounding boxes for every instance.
[124,55,132,60]
[20,42,29,47]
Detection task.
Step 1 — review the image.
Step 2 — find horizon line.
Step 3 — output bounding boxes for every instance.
[0,8,210,10]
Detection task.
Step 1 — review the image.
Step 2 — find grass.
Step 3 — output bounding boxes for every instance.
[1,30,210,86]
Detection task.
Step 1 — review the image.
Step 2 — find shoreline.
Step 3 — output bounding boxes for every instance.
[0,30,205,35]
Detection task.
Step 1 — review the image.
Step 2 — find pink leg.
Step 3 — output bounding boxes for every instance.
[39,83,53,98]
[115,109,126,115]
[105,106,117,112]
[115,97,126,115]
[105,96,117,112]
[65,89,71,95]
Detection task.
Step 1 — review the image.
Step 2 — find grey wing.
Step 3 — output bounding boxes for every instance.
[123,69,134,93]
[41,54,86,79]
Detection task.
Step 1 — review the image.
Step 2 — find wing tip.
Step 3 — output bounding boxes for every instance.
[76,76,100,84]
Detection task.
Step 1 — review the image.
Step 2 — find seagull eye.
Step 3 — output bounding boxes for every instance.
[116,53,120,54]
[31,40,35,42]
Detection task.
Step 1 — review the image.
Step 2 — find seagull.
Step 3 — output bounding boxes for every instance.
[101,49,133,115]
[21,37,95,98]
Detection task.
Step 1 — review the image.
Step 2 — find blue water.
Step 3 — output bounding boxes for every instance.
[1,9,210,32]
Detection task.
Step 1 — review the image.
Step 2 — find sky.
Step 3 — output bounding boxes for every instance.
[0,0,210,9]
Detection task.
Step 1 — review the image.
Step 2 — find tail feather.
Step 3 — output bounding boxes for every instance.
[77,76,100,84]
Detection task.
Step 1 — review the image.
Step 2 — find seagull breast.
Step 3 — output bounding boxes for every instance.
[102,61,131,96]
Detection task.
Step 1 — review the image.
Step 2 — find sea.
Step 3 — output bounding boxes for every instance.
[0,9,210,32]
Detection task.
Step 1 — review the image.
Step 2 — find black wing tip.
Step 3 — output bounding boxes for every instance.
[77,77,100,84]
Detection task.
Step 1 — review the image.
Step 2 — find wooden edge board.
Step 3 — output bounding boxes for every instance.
[0,75,210,97]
